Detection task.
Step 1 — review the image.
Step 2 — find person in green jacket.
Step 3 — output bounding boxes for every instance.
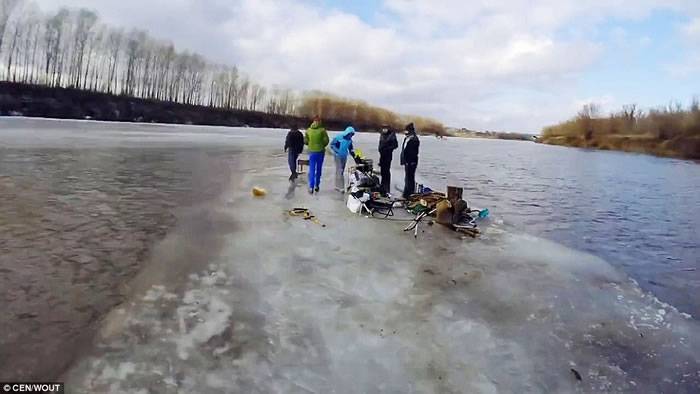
[304,116,330,194]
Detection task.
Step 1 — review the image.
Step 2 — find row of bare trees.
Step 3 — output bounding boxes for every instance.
[0,1,446,132]
[0,0,297,114]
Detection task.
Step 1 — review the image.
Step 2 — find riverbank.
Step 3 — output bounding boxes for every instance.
[539,104,700,160]
[449,128,537,141]
[0,82,437,134]
[538,132,700,159]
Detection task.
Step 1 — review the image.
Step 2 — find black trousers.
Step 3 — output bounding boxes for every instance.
[379,161,391,194]
[403,163,417,198]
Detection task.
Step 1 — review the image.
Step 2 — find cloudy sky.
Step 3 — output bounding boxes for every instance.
[33,0,700,132]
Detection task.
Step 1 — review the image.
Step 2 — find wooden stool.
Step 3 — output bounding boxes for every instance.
[297,159,309,174]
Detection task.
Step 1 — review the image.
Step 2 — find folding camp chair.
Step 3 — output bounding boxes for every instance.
[366,197,395,218]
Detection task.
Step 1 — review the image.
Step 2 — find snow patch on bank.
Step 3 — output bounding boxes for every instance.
[175,291,232,361]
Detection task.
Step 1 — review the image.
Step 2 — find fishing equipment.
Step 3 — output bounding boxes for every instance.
[401,186,490,239]
[288,208,325,226]
[404,208,437,238]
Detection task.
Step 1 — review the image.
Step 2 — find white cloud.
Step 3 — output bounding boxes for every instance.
[669,15,700,78]
[30,0,700,131]
[682,17,700,41]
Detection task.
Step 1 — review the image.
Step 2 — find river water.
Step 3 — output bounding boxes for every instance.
[413,137,700,318]
[1,118,698,391]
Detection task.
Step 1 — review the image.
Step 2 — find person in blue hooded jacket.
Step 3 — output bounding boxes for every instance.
[330,126,358,192]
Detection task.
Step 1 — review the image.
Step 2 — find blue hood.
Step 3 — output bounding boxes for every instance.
[341,126,355,139]
[331,127,356,159]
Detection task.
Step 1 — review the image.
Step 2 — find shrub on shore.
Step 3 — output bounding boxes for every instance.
[541,101,700,159]
[297,91,446,135]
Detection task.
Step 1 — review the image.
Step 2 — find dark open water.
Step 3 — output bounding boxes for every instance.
[409,137,700,317]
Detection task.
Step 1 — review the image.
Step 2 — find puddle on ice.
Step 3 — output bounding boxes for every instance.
[61,151,699,393]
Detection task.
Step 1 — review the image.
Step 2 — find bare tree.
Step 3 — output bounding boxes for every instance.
[156,43,175,100]
[578,103,600,120]
[622,104,638,121]
[26,8,42,84]
[80,16,102,90]
[17,6,38,82]
[249,83,262,111]
[0,0,23,59]
[122,29,145,96]
[225,66,238,109]
[103,28,122,93]
[0,2,303,118]
[5,10,24,81]
[42,8,67,86]
[88,25,107,91]
[268,88,296,115]
[577,103,600,141]
[67,9,97,88]
[237,76,249,110]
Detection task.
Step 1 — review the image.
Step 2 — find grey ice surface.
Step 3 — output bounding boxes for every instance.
[1,118,698,393]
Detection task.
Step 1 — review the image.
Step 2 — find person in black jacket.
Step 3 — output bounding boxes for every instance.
[400,122,420,198]
[284,126,304,181]
[378,124,398,195]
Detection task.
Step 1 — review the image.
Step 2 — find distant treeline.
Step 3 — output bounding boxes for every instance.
[540,101,700,160]
[298,92,446,135]
[451,128,535,141]
[0,0,445,134]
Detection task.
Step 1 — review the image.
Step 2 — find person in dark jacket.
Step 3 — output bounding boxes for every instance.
[284,126,305,181]
[377,124,398,195]
[400,122,420,198]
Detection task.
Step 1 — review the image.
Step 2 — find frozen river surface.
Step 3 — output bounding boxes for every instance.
[1,118,698,393]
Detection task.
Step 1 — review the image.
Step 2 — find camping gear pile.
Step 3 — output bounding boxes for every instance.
[404,186,488,238]
[345,158,396,218]
[347,177,489,238]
